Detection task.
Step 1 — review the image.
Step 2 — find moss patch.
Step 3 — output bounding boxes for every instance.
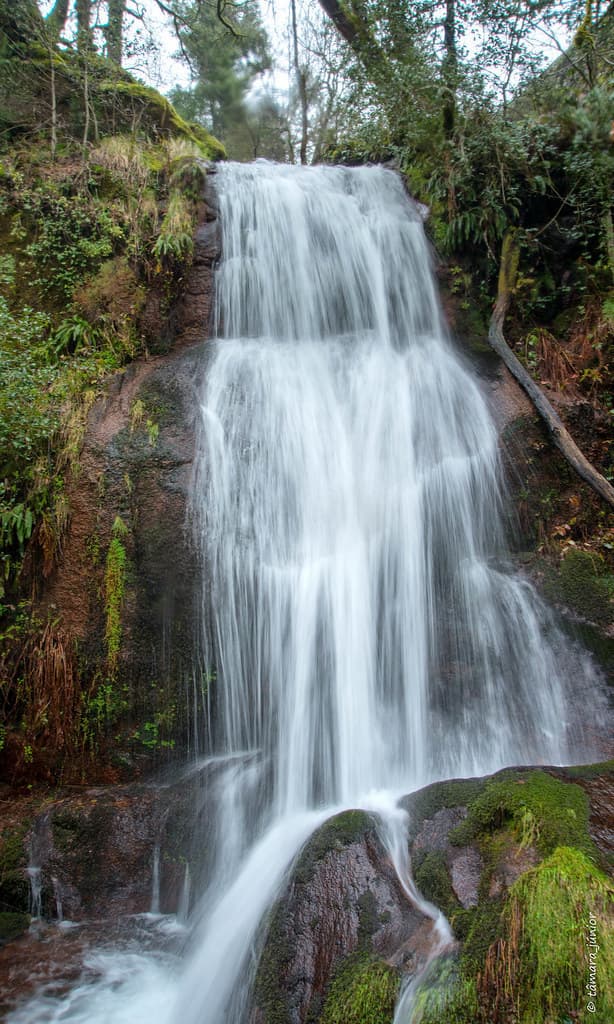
[545,548,614,626]
[0,910,30,944]
[104,516,128,672]
[0,825,29,913]
[320,954,400,1024]
[413,850,461,920]
[450,769,594,858]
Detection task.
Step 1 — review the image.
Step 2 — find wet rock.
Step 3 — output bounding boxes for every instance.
[449,848,482,909]
[251,810,434,1024]
[0,762,218,925]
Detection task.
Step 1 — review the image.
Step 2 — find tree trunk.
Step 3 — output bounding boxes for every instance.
[290,0,309,164]
[75,0,93,52]
[105,0,126,65]
[490,232,614,510]
[45,0,70,40]
[316,0,390,83]
[50,50,57,160]
[442,0,457,139]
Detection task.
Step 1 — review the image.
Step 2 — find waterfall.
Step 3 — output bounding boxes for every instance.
[7,162,603,1024]
[179,161,599,1023]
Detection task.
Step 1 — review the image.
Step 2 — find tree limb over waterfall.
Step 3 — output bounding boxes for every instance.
[316,0,391,83]
[490,231,614,511]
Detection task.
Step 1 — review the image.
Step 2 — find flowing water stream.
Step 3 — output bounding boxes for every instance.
[7,162,604,1023]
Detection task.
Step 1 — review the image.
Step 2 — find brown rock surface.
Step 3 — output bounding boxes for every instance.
[251,810,437,1024]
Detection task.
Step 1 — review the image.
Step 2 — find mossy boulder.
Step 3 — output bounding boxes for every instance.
[252,809,433,1024]
[404,764,614,1024]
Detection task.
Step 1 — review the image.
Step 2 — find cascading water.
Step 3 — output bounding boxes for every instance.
[178,161,600,1023]
[7,161,604,1024]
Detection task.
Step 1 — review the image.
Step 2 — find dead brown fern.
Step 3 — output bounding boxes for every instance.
[22,622,80,754]
[477,900,522,1024]
[535,328,579,391]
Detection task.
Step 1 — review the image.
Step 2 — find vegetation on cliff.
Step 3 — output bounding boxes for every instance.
[0,0,226,781]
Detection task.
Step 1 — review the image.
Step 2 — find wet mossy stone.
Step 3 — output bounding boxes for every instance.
[449,769,594,858]
[0,911,30,945]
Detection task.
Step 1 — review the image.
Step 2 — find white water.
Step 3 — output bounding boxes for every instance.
[183,161,600,1022]
[8,162,603,1023]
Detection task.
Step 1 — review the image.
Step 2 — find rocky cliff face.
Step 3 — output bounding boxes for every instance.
[20,177,222,782]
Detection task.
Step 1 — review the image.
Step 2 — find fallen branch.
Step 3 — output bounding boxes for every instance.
[489,230,614,510]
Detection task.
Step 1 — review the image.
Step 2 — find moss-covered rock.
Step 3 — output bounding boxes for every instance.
[449,769,595,858]
[404,765,614,1024]
[253,808,432,1024]
[292,810,374,886]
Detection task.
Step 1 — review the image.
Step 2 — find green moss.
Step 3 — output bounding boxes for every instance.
[552,548,614,626]
[0,910,30,944]
[0,826,29,913]
[450,770,594,858]
[104,516,128,672]
[293,810,373,886]
[452,897,506,972]
[509,846,614,1024]
[321,954,400,1024]
[413,851,461,920]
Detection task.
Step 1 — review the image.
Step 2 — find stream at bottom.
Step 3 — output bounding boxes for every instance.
[6,793,456,1024]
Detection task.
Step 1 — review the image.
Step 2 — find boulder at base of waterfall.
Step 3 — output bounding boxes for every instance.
[399,764,614,1024]
[250,809,441,1024]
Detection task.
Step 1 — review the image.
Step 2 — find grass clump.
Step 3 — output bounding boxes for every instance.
[153,191,195,268]
[321,954,399,1024]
